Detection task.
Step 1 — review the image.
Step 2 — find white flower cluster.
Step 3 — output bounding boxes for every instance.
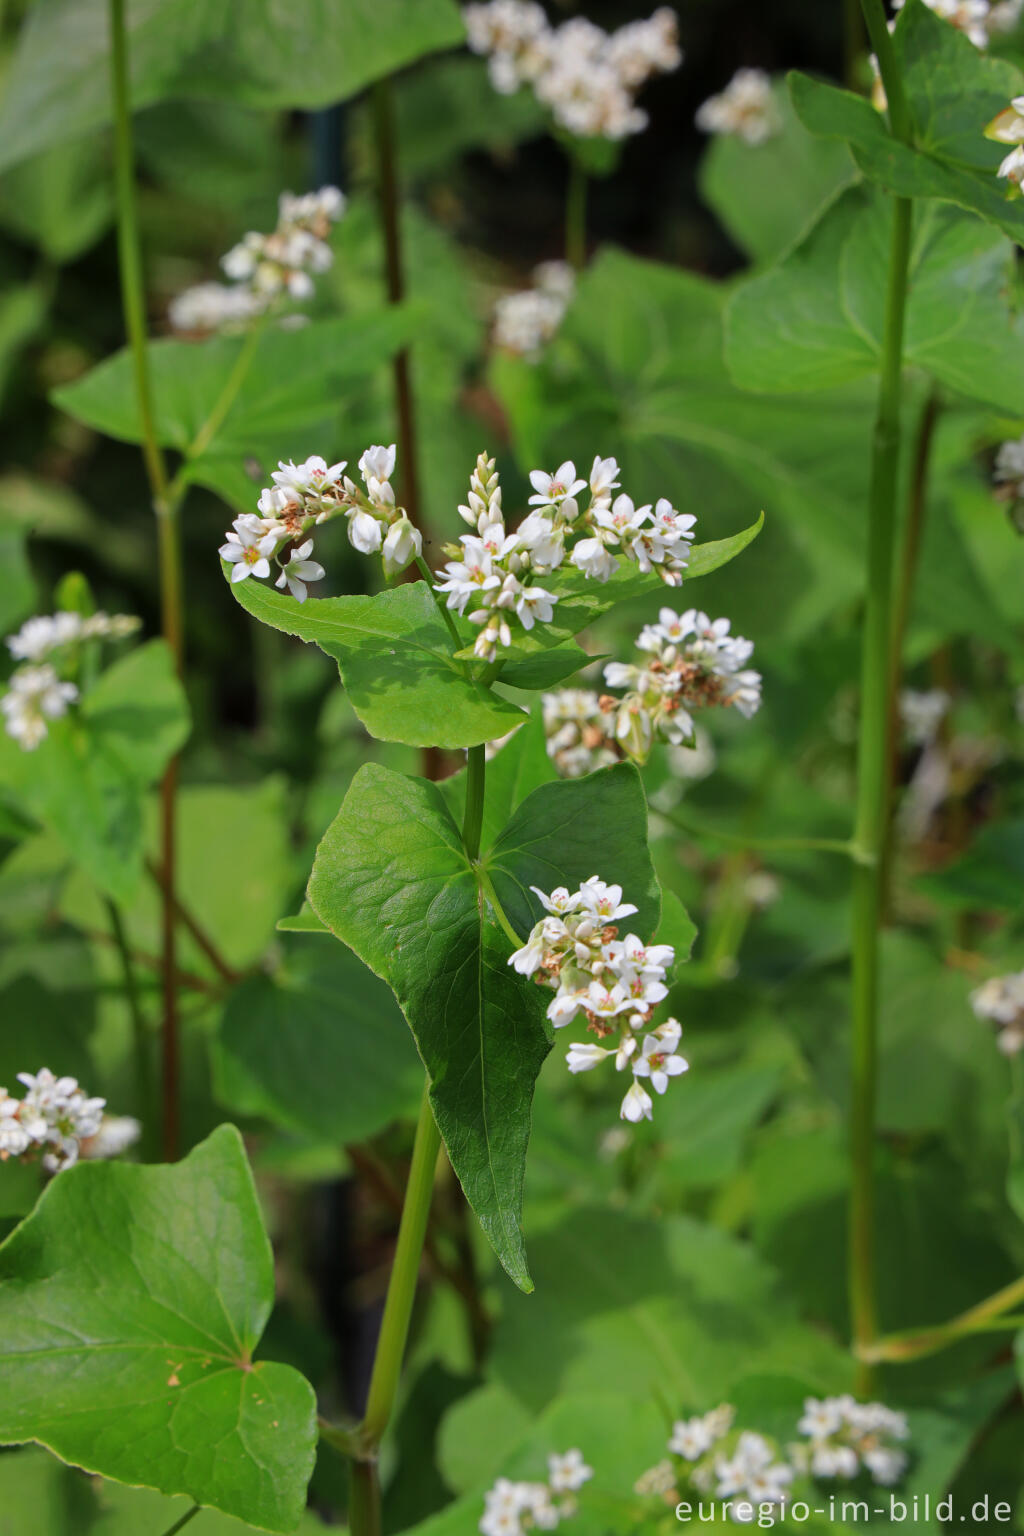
[0,1069,124,1172]
[480,1450,592,1535]
[794,1396,910,1486]
[987,96,1024,190]
[493,260,575,358]
[508,878,686,1124]
[435,454,695,662]
[635,1398,910,1517]
[971,970,1024,1055]
[2,610,141,751]
[695,68,780,146]
[464,2,682,141]
[541,607,761,775]
[170,185,345,335]
[220,445,423,600]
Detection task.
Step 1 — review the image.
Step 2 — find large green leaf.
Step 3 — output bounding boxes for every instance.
[226,578,525,751]
[727,185,1024,408]
[53,309,418,512]
[699,77,856,265]
[213,936,424,1146]
[0,640,190,904]
[0,136,113,261]
[790,0,1024,246]
[306,760,658,1288]
[0,0,464,173]
[0,1125,317,1531]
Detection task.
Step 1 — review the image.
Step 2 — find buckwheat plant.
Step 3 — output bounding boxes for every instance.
[493,259,576,357]
[2,610,141,749]
[971,971,1024,1055]
[0,1069,137,1173]
[695,68,781,145]
[480,1449,592,1534]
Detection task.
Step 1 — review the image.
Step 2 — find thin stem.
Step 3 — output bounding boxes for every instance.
[848,186,914,1390]
[166,318,267,505]
[145,857,241,984]
[359,1084,442,1454]
[860,0,913,143]
[843,0,866,88]
[414,553,462,648]
[475,864,525,950]
[109,0,183,1162]
[318,1415,367,1461]
[372,76,422,526]
[462,745,486,861]
[103,896,153,1135]
[565,152,588,271]
[860,1274,1024,1363]
[665,810,857,859]
[157,1507,200,1536]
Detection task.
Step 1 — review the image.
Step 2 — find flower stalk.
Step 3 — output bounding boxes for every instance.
[850,0,915,1391]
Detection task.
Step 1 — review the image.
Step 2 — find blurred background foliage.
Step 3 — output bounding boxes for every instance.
[0,0,1023,1530]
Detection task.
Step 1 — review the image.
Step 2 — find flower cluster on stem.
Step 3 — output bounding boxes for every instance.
[542,606,761,774]
[695,68,780,145]
[435,453,695,662]
[480,1448,592,1534]
[493,260,575,358]
[170,185,345,334]
[971,970,1024,1055]
[0,1069,138,1172]
[219,444,423,600]
[2,611,141,750]
[508,878,686,1124]
[634,1397,910,1517]
[464,2,681,141]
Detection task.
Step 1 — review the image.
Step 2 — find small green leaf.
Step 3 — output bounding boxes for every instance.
[226,578,525,750]
[499,642,593,691]
[306,760,659,1288]
[0,641,189,903]
[213,937,424,1146]
[0,1125,317,1531]
[276,905,330,934]
[789,0,1024,245]
[0,0,464,173]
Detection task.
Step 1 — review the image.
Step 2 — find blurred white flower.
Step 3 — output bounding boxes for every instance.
[1,664,78,750]
[696,69,780,146]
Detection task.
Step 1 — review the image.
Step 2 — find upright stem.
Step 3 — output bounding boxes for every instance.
[372,76,422,526]
[359,1085,442,1450]
[349,1463,382,1536]
[565,153,588,272]
[843,0,866,88]
[109,0,183,1162]
[103,896,153,1140]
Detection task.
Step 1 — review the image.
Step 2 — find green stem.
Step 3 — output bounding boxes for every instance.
[849,184,914,1391]
[843,0,866,88]
[860,0,912,142]
[157,1506,200,1536]
[861,1273,1024,1363]
[565,152,588,271]
[110,0,183,1163]
[475,863,525,950]
[414,553,462,648]
[166,318,267,505]
[349,1461,382,1536]
[462,745,486,861]
[359,1084,442,1452]
[665,811,856,859]
[103,896,153,1143]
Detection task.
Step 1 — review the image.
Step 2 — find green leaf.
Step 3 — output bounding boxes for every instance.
[226,578,525,751]
[789,0,1024,246]
[699,77,856,265]
[53,309,418,511]
[0,1125,317,1531]
[276,905,330,935]
[0,136,113,261]
[0,0,464,173]
[727,185,1024,409]
[306,760,658,1288]
[0,641,189,904]
[0,521,37,635]
[213,936,424,1146]
[499,642,593,691]
[654,887,697,967]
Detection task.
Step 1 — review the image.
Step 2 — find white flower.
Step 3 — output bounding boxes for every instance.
[994,433,1024,498]
[220,517,278,583]
[516,512,565,570]
[347,509,384,554]
[273,454,347,500]
[620,1079,653,1122]
[578,877,638,921]
[899,688,949,746]
[515,586,558,629]
[894,0,992,48]
[382,516,423,577]
[435,544,501,614]
[168,281,264,334]
[529,461,587,516]
[81,1115,142,1160]
[0,1094,30,1158]
[589,455,620,504]
[797,1398,845,1441]
[998,143,1024,188]
[547,1448,593,1492]
[359,443,397,487]
[2,664,79,750]
[566,1042,611,1073]
[494,286,568,357]
[570,536,617,581]
[632,1021,688,1094]
[863,1447,908,1485]
[275,539,325,602]
[696,68,780,145]
[6,611,82,661]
